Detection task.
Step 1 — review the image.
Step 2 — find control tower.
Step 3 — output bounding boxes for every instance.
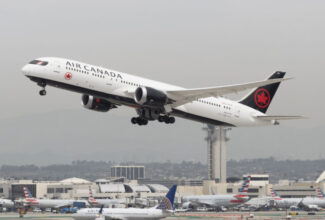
[204,125,231,183]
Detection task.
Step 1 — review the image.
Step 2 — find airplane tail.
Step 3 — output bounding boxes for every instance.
[156,185,177,210]
[317,188,325,198]
[23,187,33,199]
[270,188,280,198]
[239,71,286,113]
[88,186,98,204]
[238,176,251,195]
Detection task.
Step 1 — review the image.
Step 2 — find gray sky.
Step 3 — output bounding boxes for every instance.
[0,0,324,165]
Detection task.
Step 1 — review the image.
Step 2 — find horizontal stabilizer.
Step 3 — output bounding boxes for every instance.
[255,115,307,121]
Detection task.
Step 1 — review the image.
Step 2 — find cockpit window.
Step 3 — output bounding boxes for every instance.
[29,60,48,66]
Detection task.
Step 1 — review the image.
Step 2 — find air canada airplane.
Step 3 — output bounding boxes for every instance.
[22,57,303,126]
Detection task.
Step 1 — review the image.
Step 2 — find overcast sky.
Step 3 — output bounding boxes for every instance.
[0,0,324,165]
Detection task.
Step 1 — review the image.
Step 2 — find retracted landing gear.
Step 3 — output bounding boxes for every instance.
[158,115,175,124]
[37,81,47,96]
[131,117,149,126]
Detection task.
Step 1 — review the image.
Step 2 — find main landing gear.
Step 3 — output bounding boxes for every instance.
[131,115,176,126]
[131,117,148,126]
[158,115,175,124]
[37,81,47,96]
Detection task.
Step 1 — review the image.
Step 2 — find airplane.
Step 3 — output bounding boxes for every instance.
[244,187,282,209]
[22,57,304,126]
[0,198,14,209]
[88,186,124,208]
[182,176,251,210]
[300,188,325,209]
[72,185,177,220]
[269,188,302,209]
[23,187,89,209]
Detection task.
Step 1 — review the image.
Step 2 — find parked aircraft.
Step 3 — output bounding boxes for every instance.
[22,57,303,126]
[88,186,124,208]
[72,185,177,220]
[182,176,251,209]
[23,187,88,209]
[0,198,14,208]
[269,188,301,209]
[301,188,325,209]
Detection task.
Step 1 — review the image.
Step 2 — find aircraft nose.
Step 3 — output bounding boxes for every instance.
[21,64,31,75]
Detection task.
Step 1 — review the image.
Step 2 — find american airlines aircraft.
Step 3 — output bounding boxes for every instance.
[22,57,303,126]
[301,188,325,209]
[0,198,14,209]
[182,176,251,209]
[269,188,302,209]
[88,186,124,208]
[23,187,88,209]
[72,185,177,220]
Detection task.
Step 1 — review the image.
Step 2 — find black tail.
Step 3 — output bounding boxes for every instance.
[239,71,286,113]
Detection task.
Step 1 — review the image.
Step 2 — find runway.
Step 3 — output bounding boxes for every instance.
[1,211,325,219]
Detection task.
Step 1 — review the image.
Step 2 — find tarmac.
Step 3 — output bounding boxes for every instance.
[0,211,325,219]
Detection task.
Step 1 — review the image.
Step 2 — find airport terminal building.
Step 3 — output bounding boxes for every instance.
[0,171,324,207]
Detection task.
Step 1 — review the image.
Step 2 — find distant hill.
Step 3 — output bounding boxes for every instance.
[0,158,323,183]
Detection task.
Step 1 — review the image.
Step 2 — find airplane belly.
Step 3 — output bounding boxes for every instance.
[173,103,235,127]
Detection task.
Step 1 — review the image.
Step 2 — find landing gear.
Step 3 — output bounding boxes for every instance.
[39,89,46,96]
[158,115,175,124]
[37,81,47,96]
[131,117,148,126]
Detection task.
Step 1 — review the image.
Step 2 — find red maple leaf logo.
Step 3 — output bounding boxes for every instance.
[257,92,268,104]
[65,72,72,80]
[254,89,270,108]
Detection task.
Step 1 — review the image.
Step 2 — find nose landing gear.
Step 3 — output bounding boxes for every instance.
[37,81,47,96]
[39,90,47,96]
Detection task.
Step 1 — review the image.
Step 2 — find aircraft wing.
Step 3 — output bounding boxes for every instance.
[190,200,216,207]
[255,115,307,121]
[54,202,71,209]
[104,215,127,220]
[167,77,290,107]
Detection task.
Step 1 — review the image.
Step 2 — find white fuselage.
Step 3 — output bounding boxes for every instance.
[302,197,325,208]
[182,194,249,208]
[25,198,88,209]
[89,198,123,208]
[0,199,14,208]
[22,57,272,127]
[273,198,302,208]
[72,208,170,220]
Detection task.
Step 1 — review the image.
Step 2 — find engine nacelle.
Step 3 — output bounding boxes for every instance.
[81,94,115,112]
[134,86,168,106]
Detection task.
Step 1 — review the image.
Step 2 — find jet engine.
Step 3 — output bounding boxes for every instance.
[81,94,116,112]
[134,86,168,106]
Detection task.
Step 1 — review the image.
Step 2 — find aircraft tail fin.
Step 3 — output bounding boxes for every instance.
[238,176,251,195]
[239,71,286,113]
[89,186,94,199]
[270,187,280,198]
[156,185,177,210]
[210,187,216,195]
[23,187,33,199]
[88,186,98,205]
[317,188,325,198]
